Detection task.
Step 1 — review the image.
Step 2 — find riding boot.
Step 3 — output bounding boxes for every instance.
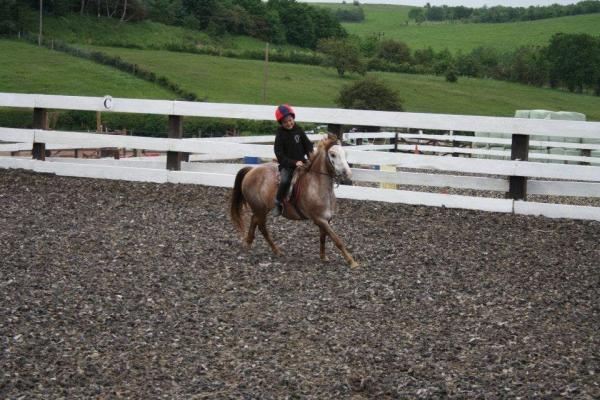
[273,167,292,217]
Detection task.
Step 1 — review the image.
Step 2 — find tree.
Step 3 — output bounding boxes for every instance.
[507,45,548,86]
[469,46,502,78]
[408,7,426,24]
[146,0,182,25]
[334,6,364,22]
[317,37,365,77]
[263,9,286,44]
[0,0,21,34]
[455,52,480,77]
[413,46,435,66]
[337,76,403,111]
[311,6,346,43]
[546,33,600,93]
[433,49,454,75]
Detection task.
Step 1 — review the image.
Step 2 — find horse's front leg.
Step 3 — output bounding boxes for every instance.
[315,219,358,268]
[319,226,329,262]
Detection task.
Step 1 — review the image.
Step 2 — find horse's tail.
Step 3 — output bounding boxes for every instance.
[230,166,252,233]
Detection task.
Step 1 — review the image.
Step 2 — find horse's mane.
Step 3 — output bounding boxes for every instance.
[309,134,339,163]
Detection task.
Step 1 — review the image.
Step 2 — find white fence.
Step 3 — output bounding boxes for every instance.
[1,92,600,221]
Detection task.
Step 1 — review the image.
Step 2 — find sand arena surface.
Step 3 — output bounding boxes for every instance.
[1,168,598,398]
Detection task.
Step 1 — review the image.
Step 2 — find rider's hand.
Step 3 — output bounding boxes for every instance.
[295,160,304,167]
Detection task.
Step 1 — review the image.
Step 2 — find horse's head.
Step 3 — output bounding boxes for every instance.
[320,134,352,183]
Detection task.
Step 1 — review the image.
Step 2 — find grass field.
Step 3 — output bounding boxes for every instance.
[80,45,600,120]
[316,4,600,53]
[0,40,175,99]
[371,14,600,53]
[317,3,413,33]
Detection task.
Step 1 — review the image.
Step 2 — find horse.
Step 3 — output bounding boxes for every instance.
[230,135,358,268]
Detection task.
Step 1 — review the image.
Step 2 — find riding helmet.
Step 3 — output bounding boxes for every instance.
[275,104,295,123]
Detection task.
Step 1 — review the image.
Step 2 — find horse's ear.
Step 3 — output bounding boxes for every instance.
[326,133,338,141]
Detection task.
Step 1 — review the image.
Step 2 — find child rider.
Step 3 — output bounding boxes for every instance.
[273,104,314,217]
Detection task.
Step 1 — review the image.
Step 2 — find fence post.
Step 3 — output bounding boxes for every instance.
[167,115,184,171]
[32,108,48,161]
[508,134,529,200]
[328,124,343,142]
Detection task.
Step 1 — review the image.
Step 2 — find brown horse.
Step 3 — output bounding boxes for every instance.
[230,135,358,268]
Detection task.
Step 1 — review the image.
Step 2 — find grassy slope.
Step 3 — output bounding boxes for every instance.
[85,45,600,120]
[84,45,341,107]
[0,40,174,99]
[20,11,211,48]
[317,4,600,52]
[19,11,303,54]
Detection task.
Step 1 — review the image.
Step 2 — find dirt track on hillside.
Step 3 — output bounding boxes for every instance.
[1,168,598,398]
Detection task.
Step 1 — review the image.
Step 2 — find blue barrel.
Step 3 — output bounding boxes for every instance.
[244,156,260,164]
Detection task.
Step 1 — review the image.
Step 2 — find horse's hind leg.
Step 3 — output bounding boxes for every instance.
[319,226,329,262]
[244,214,259,250]
[257,216,282,256]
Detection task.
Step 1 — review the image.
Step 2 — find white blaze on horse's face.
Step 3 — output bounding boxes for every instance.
[328,144,352,179]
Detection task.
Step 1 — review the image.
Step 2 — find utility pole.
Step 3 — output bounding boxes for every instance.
[263,42,269,103]
[38,0,43,46]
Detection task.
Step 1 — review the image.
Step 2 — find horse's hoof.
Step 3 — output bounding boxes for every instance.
[320,256,329,263]
[349,261,359,269]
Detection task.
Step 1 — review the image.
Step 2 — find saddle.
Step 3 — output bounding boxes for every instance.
[280,165,309,219]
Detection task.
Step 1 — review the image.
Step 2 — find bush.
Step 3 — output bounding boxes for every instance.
[366,58,433,75]
[376,39,411,64]
[337,76,403,111]
[445,68,458,83]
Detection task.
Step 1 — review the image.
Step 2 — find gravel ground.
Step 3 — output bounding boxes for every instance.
[1,168,599,399]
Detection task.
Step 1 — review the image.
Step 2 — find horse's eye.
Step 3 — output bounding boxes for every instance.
[330,153,336,158]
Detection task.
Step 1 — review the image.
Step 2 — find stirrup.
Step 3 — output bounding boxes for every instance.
[272,203,282,217]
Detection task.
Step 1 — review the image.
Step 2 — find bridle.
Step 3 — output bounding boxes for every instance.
[306,144,345,185]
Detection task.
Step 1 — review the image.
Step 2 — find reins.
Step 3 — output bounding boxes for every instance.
[284,138,344,219]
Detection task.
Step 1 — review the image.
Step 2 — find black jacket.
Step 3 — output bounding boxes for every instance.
[274,124,314,170]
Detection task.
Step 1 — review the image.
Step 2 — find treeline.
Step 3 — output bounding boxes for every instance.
[333,6,365,23]
[4,0,346,49]
[408,0,600,24]
[362,33,600,95]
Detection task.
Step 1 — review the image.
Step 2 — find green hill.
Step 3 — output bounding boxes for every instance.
[78,45,600,120]
[317,4,600,53]
[2,37,599,120]
[16,5,600,56]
